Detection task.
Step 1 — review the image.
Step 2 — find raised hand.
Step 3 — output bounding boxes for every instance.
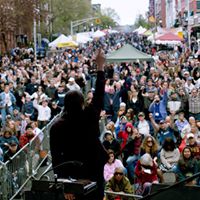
[95,49,105,71]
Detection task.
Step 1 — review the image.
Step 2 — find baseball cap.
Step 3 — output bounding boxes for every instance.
[138,112,145,117]
[120,102,126,107]
[68,77,75,82]
[170,90,176,95]
[183,70,190,75]
[52,101,57,105]
[187,133,195,139]
[159,120,165,124]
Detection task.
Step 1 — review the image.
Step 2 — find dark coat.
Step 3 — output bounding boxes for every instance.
[50,71,108,199]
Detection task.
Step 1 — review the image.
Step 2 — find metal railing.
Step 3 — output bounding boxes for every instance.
[104,190,143,200]
[0,113,62,200]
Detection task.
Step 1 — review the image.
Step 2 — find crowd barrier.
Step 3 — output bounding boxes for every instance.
[0,110,143,200]
[0,113,62,200]
[104,190,143,199]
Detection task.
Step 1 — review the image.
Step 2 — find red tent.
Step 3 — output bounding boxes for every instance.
[156,32,183,41]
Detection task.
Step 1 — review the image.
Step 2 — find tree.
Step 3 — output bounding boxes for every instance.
[51,0,92,35]
[102,8,120,24]
[94,7,119,29]
[134,14,151,29]
[0,0,16,52]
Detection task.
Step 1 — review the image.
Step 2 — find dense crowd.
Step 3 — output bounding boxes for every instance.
[0,31,200,198]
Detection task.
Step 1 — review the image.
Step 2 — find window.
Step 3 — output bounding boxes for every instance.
[197,1,200,10]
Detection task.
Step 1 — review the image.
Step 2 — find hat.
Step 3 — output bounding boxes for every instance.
[138,112,145,117]
[159,120,165,124]
[52,101,57,105]
[104,130,113,138]
[125,122,133,129]
[187,133,195,139]
[120,102,126,107]
[187,76,193,81]
[170,90,176,95]
[68,77,75,82]
[140,153,153,167]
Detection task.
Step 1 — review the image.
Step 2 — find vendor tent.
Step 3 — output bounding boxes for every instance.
[106,44,153,63]
[156,32,183,41]
[142,30,153,37]
[57,40,78,48]
[155,32,183,45]
[75,32,93,44]
[49,34,71,48]
[133,26,147,34]
[92,30,106,38]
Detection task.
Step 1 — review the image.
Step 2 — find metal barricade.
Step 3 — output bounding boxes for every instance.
[0,161,9,200]
[104,190,143,200]
[0,113,62,200]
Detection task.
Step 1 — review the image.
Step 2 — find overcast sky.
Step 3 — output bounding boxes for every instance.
[91,0,149,25]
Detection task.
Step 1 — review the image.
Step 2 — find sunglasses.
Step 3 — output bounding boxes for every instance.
[147,140,153,143]
[114,172,123,176]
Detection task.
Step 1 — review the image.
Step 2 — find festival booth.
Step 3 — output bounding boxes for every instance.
[75,32,93,44]
[56,40,78,48]
[133,26,147,35]
[48,34,73,49]
[106,44,153,63]
[142,30,153,37]
[155,32,184,45]
[91,30,106,38]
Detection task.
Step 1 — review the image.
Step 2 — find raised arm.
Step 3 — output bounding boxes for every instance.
[92,49,106,114]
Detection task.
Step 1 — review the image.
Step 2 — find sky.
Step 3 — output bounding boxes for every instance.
[91,0,149,25]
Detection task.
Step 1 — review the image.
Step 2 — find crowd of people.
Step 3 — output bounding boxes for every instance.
[0,31,200,199]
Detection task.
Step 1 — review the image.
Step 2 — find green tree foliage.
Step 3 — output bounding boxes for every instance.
[134,14,151,29]
[95,8,119,29]
[52,0,92,34]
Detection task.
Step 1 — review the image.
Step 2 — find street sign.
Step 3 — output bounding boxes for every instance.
[149,16,156,23]
[95,18,101,24]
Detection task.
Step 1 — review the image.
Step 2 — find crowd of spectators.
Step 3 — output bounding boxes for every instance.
[0,31,200,198]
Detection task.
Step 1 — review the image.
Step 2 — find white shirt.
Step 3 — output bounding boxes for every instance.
[138,120,150,137]
[33,100,51,121]
[5,93,12,107]
[66,83,80,91]
[184,82,195,94]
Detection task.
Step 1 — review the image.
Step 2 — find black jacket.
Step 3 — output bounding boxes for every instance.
[50,71,108,199]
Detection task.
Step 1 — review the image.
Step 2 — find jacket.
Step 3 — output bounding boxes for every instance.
[50,71,108,200]
[0,92,16,108]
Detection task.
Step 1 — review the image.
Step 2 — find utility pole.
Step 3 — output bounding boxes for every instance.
[187,0,191,51]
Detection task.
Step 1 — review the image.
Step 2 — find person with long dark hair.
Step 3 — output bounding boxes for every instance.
[160,137,180,172]
[175,146,198,185]
[50,49,108,200]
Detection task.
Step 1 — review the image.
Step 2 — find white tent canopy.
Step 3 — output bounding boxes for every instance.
[76,32,93,44]
[49,34,72,48]
[108,29,119,34]
[133,26,147,34]
[91,30,106,38]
